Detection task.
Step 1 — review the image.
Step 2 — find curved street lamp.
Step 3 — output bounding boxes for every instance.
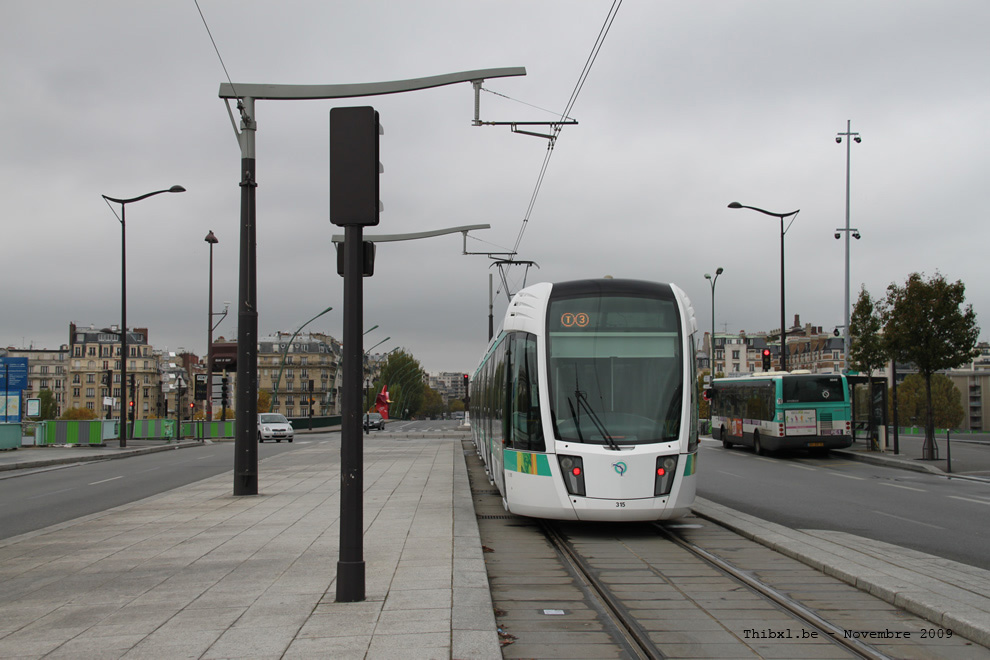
[102,185,185,447]
[728,202,799,372]
[704,267,724,374]
[272,305,334,407]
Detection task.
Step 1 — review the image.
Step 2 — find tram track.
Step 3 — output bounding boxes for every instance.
[651,523,890,660]
[541,520,894,660]
[468,442,983,659]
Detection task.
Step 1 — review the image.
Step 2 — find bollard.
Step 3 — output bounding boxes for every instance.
[946,430,952,474]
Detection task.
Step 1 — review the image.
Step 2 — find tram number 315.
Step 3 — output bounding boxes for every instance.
[615,501,626,508]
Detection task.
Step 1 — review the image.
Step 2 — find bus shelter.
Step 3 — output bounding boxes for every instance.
[846,374,888,450]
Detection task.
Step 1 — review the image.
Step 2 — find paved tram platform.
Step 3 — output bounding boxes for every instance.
[0,432,987,657]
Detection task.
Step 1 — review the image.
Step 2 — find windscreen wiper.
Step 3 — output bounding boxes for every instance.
[574,387,620,451]
[566,397,585,443]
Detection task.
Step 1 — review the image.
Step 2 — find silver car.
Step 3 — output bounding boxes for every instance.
[258,413,294,443]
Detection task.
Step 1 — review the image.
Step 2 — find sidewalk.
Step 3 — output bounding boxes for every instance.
[833,432,990,480]
[0,432,499,659]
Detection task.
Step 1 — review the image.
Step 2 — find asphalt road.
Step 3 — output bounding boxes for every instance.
[0,437,323,541]
[696,436,990,570]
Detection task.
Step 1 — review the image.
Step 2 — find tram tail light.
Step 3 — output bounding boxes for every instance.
[654,455,679,496]
[557,455,586,496]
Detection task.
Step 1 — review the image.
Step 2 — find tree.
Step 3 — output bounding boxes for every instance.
[849,286,888,448]
[258,389,271,414]
[38,389,59,420]
[889,373,964,430]
[420,386,444,419]
[882,272,979,456]
[60,407,98,420]
[368,350,425,419]
[849,286,887,376]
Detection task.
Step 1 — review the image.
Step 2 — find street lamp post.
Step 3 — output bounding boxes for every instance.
[205,230,219,421]
[835,120,862,371]
[704,268,724,374]
[728,202,799,372]
[102,185,185,447]
[272,305,334,408]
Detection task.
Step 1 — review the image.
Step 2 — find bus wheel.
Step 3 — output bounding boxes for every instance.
[753,432,765,456]
[721,427,733,449]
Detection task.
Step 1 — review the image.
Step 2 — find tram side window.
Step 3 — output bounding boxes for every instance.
[493,339,507,447]
[507,332,545,452]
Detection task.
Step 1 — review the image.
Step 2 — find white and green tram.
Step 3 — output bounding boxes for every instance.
[470,279,699,521]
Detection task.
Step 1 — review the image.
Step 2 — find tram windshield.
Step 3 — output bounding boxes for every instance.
[546,293,683,446]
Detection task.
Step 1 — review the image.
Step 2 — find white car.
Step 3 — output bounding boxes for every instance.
[258,413,294,443]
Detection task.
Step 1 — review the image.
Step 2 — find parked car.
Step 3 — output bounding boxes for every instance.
[363,412,385,431]
[258,413,294,443]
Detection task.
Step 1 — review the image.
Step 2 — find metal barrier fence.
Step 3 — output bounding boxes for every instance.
[32,417,340,446]
[0,423,21,450]
[39,420,118,445]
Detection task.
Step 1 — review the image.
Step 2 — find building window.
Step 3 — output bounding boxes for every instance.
[86,388,95,397]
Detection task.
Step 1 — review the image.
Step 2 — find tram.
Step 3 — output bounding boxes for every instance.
[469,278,699,521]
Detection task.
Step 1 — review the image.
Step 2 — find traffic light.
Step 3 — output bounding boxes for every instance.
[221,377,229,409]
[329,106,381,227]
[462,374,470,406]
[128,399,135,421]
[761,348,772,371]
[104,369,112,388]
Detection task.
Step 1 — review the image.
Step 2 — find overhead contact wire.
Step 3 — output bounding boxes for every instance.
[510,0,623,258]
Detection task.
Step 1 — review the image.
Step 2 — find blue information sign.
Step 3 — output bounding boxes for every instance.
[1,357,29,422]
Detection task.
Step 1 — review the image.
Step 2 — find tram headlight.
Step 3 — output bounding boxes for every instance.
[557,455,586,497]
[654,455,679,496]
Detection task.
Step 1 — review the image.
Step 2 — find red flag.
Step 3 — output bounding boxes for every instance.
[375,384,391,419]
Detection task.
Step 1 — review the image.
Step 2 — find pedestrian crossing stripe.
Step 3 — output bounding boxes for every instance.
[505,450,551,476]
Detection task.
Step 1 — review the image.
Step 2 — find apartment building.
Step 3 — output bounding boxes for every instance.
[67,322,159,418]
[258,332,340,418]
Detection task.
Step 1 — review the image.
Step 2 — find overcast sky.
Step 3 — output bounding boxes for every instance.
[3,1,988,374]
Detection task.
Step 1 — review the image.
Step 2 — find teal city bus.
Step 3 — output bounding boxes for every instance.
[711,372,852,455]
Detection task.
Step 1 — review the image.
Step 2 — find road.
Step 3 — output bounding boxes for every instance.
[696,436,990,569]
[0,437,320,541]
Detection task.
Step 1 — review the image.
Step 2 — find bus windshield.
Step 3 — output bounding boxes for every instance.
[781,376,847,404]
[546,293,682,445]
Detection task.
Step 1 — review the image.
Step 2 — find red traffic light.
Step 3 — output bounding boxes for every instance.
[762,349,770,357]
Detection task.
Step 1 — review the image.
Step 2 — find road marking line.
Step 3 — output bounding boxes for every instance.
[89,476,123,485]
[879,482,926,492]
[789,464,817,471]
[715,470,744,479]
[871,510,944,529]
[948,495,990,506]
[832,472,866,480]
[27,487,76,500]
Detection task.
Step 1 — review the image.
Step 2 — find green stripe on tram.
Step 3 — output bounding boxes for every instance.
[504,449,552,476]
